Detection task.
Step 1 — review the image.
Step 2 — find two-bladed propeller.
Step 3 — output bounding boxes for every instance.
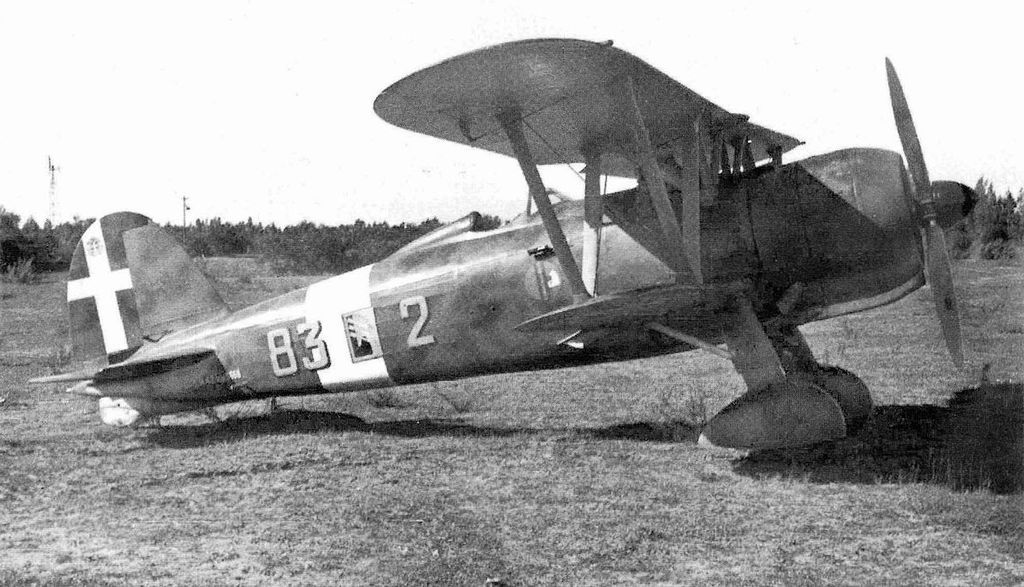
[885,58,964,367]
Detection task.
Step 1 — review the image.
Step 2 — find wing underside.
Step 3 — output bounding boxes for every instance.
[374,38,801,177]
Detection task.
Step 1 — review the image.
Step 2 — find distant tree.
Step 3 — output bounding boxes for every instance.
[0,206,21,233]
[950,178,1023,259]
[477,214,503,230]
[0,207,24,267]
[21,217,41,235]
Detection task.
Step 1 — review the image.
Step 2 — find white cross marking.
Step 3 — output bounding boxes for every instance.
[67,221,133,354]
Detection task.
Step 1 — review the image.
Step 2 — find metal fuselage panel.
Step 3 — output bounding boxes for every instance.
[372,208,673,384]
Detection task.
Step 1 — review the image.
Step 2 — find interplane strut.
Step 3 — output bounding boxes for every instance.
[582,150,603,296]
[620,76,701,285]
[498,110,591,303]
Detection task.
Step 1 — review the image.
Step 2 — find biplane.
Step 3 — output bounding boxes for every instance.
[31,39,976,449]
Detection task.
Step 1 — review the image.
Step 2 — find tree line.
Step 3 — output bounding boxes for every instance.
[948,179,1023,259]
[0,176,1020,275]
[0,211,501,275]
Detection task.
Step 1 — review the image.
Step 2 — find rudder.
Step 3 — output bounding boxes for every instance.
[68,213,228,366]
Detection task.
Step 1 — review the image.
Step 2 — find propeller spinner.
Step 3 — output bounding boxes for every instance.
[885,58,964,367]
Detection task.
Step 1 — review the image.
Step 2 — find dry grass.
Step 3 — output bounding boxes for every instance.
[0,259,1021,585]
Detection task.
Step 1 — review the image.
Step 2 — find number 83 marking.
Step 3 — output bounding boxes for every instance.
[266,320,330,377]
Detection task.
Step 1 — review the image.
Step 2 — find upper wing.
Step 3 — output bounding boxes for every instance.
[374,38,801,177]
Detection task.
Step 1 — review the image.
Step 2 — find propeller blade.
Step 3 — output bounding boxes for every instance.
[887,58,964,368]
[886,58,932,203]
[924,220,964,367]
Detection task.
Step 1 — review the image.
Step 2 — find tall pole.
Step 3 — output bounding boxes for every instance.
[181,195,189,242]
[47,156,58,225]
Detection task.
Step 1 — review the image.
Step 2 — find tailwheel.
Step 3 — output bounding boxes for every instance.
[812,366,873,434]
[699,377,847,450]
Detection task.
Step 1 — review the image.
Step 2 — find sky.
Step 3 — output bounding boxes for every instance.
[1,1,1020,226]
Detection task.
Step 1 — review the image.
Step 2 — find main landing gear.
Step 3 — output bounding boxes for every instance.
[698,301,873,450]
[769,323,873,435]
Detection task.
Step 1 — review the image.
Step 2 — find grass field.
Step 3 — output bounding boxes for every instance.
[1,258,1022,586]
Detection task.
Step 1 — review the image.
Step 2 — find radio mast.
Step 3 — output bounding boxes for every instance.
[182,195,190,241]
[47,156,59,225]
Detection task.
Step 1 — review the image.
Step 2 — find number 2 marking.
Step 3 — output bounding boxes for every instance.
[399,296,435,348]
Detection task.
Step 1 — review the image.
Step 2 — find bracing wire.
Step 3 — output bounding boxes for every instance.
[522,118,586,185]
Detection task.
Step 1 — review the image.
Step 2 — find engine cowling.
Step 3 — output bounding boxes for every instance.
[747,148,924,318]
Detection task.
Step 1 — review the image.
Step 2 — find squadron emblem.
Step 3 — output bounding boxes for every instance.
[84,236,103,258]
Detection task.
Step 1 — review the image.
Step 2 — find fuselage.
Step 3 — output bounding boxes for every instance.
[139,148,932,405]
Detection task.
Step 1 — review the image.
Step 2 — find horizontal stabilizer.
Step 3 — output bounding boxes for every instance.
[29,368,103,384]
[92,347,217,382]
[29,347,216,385]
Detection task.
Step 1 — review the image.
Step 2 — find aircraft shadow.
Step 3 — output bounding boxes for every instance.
[145,406,700,450]
[733,383,1023,494]
[144,384,1020,494]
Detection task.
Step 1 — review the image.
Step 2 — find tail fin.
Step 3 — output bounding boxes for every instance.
[68,213,228,365]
